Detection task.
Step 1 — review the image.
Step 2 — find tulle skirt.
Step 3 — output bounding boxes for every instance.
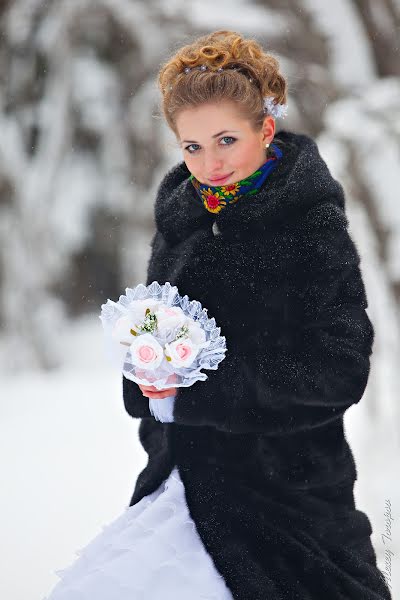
[44,466,234,600]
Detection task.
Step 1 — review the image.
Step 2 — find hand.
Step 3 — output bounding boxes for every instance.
[138,372,177,400]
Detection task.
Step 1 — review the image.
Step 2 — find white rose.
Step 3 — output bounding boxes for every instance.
[155,305,187,337]
[129,333,164,370]
[186,319,207,345]
[112,315,138,345]
[128,298,161,333]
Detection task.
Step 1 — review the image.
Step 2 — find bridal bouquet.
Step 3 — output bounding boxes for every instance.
[99,281,227,421]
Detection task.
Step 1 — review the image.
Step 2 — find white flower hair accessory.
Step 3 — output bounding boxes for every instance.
[263,95,288,119]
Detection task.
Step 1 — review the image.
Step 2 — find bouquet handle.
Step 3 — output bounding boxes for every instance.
[149,395,176,423]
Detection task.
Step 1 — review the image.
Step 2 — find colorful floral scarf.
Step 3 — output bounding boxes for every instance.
[189,143,283,214]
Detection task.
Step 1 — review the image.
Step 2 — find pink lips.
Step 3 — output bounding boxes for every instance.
[208,172,234,185]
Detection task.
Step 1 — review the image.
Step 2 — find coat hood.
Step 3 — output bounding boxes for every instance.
[154,130,345,245]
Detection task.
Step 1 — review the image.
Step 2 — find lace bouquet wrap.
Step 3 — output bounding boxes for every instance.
[99,281,227,421]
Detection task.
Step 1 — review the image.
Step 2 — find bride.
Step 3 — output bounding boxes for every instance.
[45,29,391,600]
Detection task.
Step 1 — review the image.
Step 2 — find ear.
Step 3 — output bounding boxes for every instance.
[261,115,275,144]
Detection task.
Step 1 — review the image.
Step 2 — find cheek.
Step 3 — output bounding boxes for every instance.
[184,155,196,175]
[231,142,259,169]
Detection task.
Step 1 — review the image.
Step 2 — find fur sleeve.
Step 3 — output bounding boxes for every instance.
[172,202,375,434]
[122,374,153,419]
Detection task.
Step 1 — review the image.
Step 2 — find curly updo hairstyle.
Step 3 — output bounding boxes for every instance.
[157,30,288,158]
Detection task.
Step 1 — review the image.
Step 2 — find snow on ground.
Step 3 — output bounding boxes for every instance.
[0,314,147,600]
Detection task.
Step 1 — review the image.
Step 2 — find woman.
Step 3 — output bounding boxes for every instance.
[46,30,391,600]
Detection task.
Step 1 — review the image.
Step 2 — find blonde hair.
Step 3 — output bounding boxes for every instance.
[157,30,288,156]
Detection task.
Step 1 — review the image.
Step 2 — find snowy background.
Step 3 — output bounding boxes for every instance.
[0,1,399,598]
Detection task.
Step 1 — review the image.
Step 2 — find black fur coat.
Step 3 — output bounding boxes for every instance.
[122,130,391,599]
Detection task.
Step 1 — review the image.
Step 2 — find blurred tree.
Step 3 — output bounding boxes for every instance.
[0,0,190,368]
[0,0,399,373]
[351,0,400,77]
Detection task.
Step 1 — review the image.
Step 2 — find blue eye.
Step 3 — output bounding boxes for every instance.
[220,136,236,145]
[185,144,201,154]
[185,136,237,154]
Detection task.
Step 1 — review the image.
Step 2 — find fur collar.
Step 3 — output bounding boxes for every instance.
[154,130,345,245]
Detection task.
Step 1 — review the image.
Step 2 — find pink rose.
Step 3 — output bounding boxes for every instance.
[164,337,199,368]
[129,333,164,370]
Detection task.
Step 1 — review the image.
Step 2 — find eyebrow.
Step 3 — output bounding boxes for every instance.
[181,130,240,145]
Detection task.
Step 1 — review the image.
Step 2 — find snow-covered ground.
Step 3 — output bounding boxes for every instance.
[0,315,148,600]
[1,313,397,600]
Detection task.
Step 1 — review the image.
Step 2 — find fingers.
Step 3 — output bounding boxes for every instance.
[140,385,160,394]
[137,380,177,399]
[138,375,177,393]
[140,386,177,399]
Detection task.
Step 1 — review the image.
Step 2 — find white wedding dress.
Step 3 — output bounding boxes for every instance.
[44,399,234,600]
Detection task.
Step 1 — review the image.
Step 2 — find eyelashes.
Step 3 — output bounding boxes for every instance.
[184,136,237,154]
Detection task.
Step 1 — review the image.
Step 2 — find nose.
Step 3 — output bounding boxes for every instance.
[203,149,224,176]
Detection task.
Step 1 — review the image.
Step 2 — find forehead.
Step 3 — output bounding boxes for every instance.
[176,101,248,136]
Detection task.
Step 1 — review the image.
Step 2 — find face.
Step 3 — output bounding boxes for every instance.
[176,101,275,186]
